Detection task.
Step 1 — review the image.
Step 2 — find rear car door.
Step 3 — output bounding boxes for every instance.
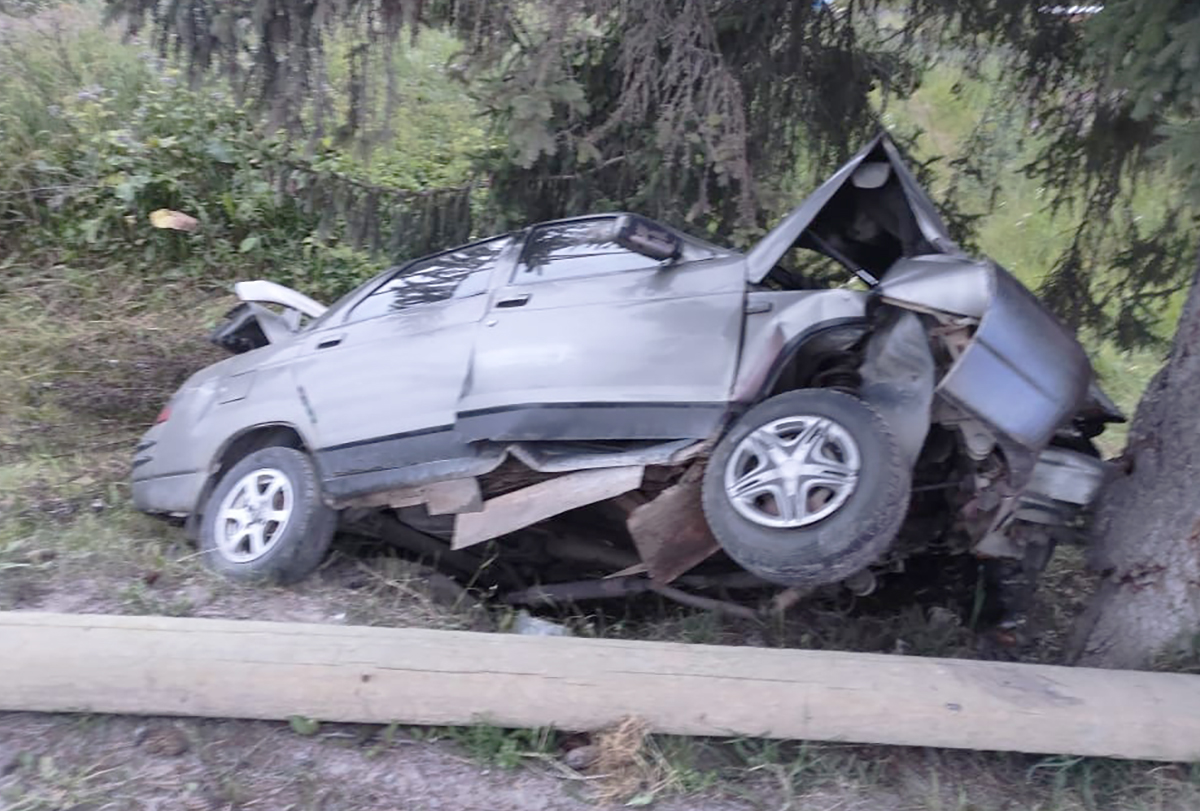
[294,235,518,479]
[458,216,746,441]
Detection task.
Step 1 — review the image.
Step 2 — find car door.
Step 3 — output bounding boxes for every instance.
[294,235,518,478]
[458,216,746,442]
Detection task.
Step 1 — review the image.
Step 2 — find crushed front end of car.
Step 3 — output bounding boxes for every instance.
[727,132,1124,629]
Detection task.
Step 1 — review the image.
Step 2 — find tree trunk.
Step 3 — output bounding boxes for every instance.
[1072,255,1200,669]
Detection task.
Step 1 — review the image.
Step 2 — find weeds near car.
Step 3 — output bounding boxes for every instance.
[414,723,558,770]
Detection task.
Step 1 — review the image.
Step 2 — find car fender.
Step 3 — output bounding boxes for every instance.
[732,289,935,470]
[176,361,320,511]
[731,288,869,402]
[202,363,320,467]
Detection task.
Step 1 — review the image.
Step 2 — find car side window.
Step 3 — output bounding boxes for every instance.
[514,218,661,284]
[349,235,515,322]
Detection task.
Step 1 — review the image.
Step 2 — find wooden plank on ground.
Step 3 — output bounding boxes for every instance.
[451,465,643,549]
[1,612,1198,762]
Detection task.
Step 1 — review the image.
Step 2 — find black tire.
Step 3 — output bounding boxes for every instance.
[701,389,910,588]
[199,446,337,585]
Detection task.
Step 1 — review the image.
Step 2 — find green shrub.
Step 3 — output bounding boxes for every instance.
[0,7,484,301]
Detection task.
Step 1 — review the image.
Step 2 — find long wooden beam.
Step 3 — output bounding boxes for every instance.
[1,612,1197,761]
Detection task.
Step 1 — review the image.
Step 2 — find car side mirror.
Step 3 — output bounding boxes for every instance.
[614,214,682,263]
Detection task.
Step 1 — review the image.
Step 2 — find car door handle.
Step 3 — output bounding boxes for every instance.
[316,334,344,350]
[495,293,531,309]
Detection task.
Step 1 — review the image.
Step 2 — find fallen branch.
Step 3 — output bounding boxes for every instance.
[503,574,769,618]
[504,578,655,605]
[648,583,759,621]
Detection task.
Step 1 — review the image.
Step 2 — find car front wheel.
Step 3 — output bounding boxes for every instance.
[199,446,337,584]
[701,389,910,588]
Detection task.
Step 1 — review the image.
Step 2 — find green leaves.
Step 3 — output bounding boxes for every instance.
[112,173,151,204]
[205,140,235,164]
[287,715,321,736]
[501,80,591,169]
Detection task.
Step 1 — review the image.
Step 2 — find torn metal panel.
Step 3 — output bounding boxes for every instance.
[745,133,960,283]
[326,440,702,509]
[209,302,296,353]
[1025,447,1109,507]
[858,309,935,470]
[452,466,644,550]
[1014,447,1111,526]
[876,255,993,318]
[935,266,1092,452]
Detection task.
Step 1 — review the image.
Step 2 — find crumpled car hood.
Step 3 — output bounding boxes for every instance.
[745,133,961,283]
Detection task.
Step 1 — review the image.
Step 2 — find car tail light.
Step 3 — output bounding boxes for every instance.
[155,405,171,424]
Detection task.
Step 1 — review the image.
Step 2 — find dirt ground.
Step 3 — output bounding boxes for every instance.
[0,713,768,811]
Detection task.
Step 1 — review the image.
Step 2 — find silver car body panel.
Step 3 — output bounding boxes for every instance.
[876,255,992,318]
[1016,446,1111,525]
[509,438,704,473]
[298,294,488,456]
[1025,446,1110,506]
[925,264,1091,451]
[323,438,708,507]
[731,288,869,401]
[857,309,936,469]
[460,253,746,418]
[131,343,316,513]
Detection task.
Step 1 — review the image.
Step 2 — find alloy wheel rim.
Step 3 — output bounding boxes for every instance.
[724,415,861,529]
[214,468,294,563]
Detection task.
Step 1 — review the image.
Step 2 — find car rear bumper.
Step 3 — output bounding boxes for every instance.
[131,469,206,516]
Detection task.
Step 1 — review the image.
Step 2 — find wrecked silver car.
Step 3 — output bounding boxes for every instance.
[132,133,1122,624]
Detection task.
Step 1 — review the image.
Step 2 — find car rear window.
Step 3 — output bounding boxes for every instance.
[349,235,515,322]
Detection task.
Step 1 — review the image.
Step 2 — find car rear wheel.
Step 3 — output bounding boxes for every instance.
[701,389,909,588]
[199,446,337,584]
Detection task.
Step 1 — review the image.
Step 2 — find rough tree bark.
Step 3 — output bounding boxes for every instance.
[1072,253,1200,669]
